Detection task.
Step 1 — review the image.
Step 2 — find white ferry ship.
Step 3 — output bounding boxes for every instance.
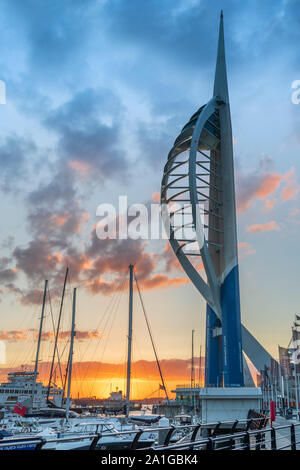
[0,370,64,411]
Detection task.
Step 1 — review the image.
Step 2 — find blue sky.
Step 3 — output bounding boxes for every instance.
[0,0,299,370]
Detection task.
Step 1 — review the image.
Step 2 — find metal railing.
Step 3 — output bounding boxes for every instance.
[1,416,299,450]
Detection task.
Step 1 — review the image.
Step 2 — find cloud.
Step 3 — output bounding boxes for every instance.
[161,243,182,273]
[0,135,37,191]
[13,238,62,283]
[4,88,134,304]
[0,258,19,291]
[9,219,188,304]
[40,330,103,342]
[3,0,97,80]
[289,208,299,217]
[0,268,18,283]
[246,221,280,234]
[236,159,298,213]
[263,200,275,212]
[238,242,256,257]
[0,328,103,342]
[140,274,188,290]
[236,160,281,213]
[44,88,128,184]
[0,329,32,341]
[280,169,300,201]
[101,0,299,76]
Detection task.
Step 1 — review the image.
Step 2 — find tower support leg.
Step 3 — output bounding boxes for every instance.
[205,304,222,387]
[221,265,244,386]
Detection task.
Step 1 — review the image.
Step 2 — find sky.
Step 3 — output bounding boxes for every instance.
[0,0,299,398]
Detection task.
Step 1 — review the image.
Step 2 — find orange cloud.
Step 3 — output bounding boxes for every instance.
[263,200,275,211]
[52,215,68,226]
[0,329,103,342]
[246,221,280,234]
[238,242,256,257]
[237,163,299,213]
[162,243,182,272]
[0,330,32,341]
[140,274,189,290]
[151,192,160,203]
[86,273,188,295]
[76,213,90,232]
[68,160,90,178]
[43,330,103,341]
[237,173,282,213]
[281,179,300,201]
[255,174,281,199]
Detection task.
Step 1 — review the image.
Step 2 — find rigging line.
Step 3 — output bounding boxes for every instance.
[143,387,161,400]
[132,335,156,395]
[80,274,128,387]
[79,286,122,364]
[134,272,170,405]
[88,286,125,397]
[132,333,155,399]
[8,302,42,370]
[63,343,71,396]
[47,285,64,387]
[77,272,129,366]
[88,286,125,398]
[123,332,128,402]
[53,339,70,389]
[79,284,125,387]
[47,267,69,400]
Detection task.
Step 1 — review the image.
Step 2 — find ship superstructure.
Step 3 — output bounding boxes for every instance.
[0,371,63,410]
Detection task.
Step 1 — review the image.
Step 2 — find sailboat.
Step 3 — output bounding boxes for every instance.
[0,280,65,415]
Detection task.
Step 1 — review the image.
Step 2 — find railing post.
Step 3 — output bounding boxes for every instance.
[246,419,253,431]
[34,439,46,450]
[206,437,214,450]
[227,421,239,450]
[190,425,201,442]
[271,427,277,450]
[131,430,144,450]
[243,431,250,450]
[212,422,221,436]
[231,419,238,433]
[291,424,296,451]
[255,432,262,450]
[89,433,102,450]
[163,426,175,446]
[188,425,201,450]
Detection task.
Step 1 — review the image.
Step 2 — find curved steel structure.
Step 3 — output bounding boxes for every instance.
[161,13,244,387]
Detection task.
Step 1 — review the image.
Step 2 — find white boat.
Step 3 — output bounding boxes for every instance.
[0,371,64,412]
[0,418,156,450]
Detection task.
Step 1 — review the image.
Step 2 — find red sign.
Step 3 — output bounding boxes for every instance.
[270,400,276,424]
[13,402,27,417]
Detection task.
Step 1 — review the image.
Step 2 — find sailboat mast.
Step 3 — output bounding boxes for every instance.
[66,287,76,422]
[191,329,195,388]
[191,329,196,411]
[198,344,202,385]
[125,264,134,418]
[32,280,48,408]
[47,267,69,401]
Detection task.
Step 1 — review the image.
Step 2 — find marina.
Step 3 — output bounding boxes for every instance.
[0,2,299,458]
